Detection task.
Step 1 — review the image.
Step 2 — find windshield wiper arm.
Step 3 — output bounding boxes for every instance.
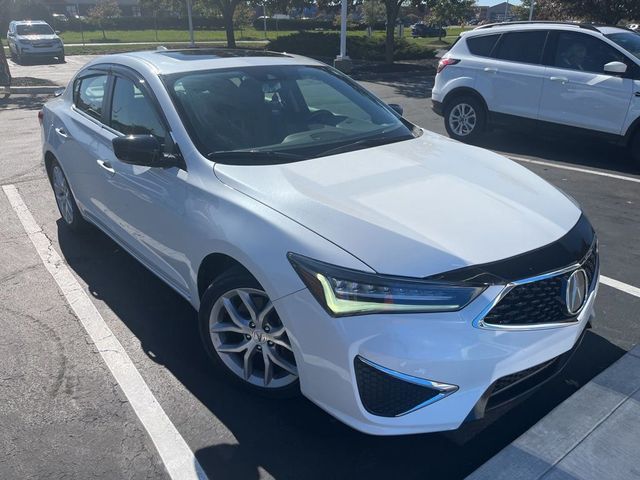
[314,134,414,158]
[207,150,307,164]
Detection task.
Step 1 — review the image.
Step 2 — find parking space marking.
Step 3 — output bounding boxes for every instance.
[601,276,640,299]
[2,184,208,480]
[509,155,640,184]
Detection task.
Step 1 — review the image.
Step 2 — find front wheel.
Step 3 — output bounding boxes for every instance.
[199,267,300,398]
[444,95,486,143]
[57,53,65,63]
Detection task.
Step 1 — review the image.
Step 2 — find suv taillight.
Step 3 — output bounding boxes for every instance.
[437,58,460,74]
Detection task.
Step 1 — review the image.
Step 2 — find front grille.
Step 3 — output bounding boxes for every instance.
[354,357,441,417]
[483,243,598,327]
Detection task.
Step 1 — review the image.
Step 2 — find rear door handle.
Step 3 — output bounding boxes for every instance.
[54,127,69,138]
[97,159,115,175]
[484,67,498,74]
[550,76,569,84]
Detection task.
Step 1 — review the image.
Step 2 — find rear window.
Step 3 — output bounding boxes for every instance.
[467,34,500,57]
[494,31,547,64]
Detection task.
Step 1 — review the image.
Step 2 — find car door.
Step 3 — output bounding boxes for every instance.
[475,30,548,120]
[95,71,192,298]
[539,31,634,135]
[52,70,112,219]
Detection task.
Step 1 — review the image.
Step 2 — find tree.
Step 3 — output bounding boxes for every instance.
[140,0,185,41]
[521,0,640,24]
[88,0,122,40]
[427,0,474,40]
[234,2,255,39]
[363,0,386,28]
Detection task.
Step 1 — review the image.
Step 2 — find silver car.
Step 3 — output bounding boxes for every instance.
[7,20,65,64]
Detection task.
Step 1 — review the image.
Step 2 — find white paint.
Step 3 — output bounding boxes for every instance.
[601,275,640,299]
[509,155,640,184]
[2,184,208,480]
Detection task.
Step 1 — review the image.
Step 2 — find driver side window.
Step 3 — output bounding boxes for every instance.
[553,32,626,74]
[109,76,167,142]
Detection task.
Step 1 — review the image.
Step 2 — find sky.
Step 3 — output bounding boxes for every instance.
[475,0,523,6]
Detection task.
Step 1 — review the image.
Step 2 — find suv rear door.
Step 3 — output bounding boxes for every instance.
[474,29,549,121]
[538,30,634,135]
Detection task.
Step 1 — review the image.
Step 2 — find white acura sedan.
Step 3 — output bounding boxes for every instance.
[41,49,599,435]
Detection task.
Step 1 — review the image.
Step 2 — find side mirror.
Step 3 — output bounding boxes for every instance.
[55,30,61,35]
[604,61,627,75]
[112,135,162,166]
[388,103,404,116]
[7,32,14,37]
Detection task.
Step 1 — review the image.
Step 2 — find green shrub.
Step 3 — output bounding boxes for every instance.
[267,32,435,61]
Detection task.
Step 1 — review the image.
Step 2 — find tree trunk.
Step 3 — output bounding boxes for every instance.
[384,2,400,64]
[224,5,236,48]
[0,37,12,89]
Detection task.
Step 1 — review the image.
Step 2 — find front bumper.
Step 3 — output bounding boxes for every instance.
[17,44,64,57]
[274,278,597,436]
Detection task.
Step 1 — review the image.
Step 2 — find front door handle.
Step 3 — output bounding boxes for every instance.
[54,127,69,138]
[550,76,569,84]
[97,159,115,175]
[635,91,640,97]
[484,67,498,74]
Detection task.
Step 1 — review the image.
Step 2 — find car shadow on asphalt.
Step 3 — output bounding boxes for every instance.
[56,220,627,480]
[474,129,640,176]
[0,94,47,111]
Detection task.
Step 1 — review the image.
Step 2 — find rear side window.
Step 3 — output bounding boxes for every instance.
[494,31,547,64]
[467,34,500,57]
[74,74,108,121]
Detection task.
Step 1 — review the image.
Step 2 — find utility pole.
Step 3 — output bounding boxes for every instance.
[504,0,509,21]
[333,0,351,72]
[263,2,267,38]
[529,0,535,21]
[186,0,195,47]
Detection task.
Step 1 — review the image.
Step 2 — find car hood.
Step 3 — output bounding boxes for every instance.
[214,131,582,278]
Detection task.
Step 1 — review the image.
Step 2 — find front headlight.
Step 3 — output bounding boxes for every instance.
[288,253,486,317]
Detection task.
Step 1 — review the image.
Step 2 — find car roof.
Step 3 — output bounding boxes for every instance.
[464,22,631,37]
[13,20,49,25]
[85,48,326,76]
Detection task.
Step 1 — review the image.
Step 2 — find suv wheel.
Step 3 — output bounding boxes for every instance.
[199,267,300,398]
[444,95,486,142]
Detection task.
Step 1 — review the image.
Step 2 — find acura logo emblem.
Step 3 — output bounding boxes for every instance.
[565,269,588,315]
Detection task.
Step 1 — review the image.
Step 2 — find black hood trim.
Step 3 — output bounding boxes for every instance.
[425,214,595,285]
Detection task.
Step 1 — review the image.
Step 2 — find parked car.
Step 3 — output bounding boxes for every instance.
[6,20,65,64]
[411,23,447,38]
[432,22,640,162]
[41,49,598,435]
[628,24,638,31]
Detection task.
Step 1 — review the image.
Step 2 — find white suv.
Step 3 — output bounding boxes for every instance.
[432,22,640,162]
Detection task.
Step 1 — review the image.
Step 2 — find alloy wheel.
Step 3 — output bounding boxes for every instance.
[52,165,74,224]
[208,288,298,389]
[449,103,477,137]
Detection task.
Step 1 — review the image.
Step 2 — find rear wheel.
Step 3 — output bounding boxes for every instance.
[199,267,299,398]
[631,130,640,165]
[48,159,87,232]
[444,95,486,143]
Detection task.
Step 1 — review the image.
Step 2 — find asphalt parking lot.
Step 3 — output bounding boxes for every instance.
[1,56,639,480]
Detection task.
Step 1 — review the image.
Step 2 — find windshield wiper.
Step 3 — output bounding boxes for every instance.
[207,150,307,164]
[313,134,415,158]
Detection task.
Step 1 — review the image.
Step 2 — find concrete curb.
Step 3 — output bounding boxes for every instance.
[467,345,640,480]
[4,86,63,95]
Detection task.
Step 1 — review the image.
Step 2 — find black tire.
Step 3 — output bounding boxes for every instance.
[57,53,65,63]
[631,130,640,165]
[443,95,487,143]
[199,266,300,398]
[47,158,88,232]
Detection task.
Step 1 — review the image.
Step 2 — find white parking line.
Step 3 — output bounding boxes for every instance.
[509,155,640,184]
[601,276,640,299]
[2,184,208,480]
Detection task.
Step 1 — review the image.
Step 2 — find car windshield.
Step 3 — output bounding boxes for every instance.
[16,24,54,35]
[606,32,640,61]
[164,65,419,164]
